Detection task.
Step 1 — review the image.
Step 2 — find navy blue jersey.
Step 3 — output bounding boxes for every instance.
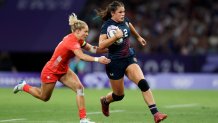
[100,17,135,60]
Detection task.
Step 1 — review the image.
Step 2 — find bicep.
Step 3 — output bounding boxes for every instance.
[129,23,134,32]
[129,22,140,38]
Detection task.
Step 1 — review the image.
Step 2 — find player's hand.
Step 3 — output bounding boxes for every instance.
[137,36,147,46]
[115,28,123,39]
[98,56,111,64]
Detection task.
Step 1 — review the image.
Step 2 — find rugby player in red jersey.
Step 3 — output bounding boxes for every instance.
[13,13,110,123]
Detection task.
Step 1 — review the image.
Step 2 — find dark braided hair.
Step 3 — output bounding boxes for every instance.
[97,1,124,21]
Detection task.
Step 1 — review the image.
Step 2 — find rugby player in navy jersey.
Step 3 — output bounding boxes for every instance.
[97,1,167,123]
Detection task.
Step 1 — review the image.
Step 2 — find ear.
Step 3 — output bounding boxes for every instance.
[75,29,80,34]
[111,11,115,16]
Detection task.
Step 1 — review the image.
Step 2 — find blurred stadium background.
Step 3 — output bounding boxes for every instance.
[0,0,218,89]
[0,0,218,122]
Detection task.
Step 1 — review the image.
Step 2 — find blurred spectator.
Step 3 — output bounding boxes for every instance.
[69,57,86,74]
[0,52,17,72]
[80,0,218,55]
[0,0,5,8]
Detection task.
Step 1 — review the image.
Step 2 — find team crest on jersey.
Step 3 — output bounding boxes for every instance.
[106,25,117,38]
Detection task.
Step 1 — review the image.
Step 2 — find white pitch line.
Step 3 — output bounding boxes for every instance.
[0,118,26,122]
[164,103,199,109]
[87,110,125,115]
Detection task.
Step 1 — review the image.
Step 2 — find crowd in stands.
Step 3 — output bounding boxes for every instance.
[81,0,218,55]
[1,0,218,72]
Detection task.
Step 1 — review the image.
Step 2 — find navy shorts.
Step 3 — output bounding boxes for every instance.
[105,56,138,80]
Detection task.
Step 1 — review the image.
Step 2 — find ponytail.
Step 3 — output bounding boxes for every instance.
[68,13,87,32]
[97,1,124,21]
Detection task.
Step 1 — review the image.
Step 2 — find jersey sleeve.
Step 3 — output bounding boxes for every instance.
[125,17,130,23]
[100,22,108,34]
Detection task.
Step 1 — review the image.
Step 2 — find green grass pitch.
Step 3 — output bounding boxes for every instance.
[0,88,218,123]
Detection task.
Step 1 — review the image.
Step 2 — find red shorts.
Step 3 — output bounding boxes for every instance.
[41,72,64,83]
[41,64,68,83]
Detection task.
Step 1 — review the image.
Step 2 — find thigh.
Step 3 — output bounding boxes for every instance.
[59,69,83,92]
[40,82,56,99]
[125,63,144,84]
[110,78,125,95]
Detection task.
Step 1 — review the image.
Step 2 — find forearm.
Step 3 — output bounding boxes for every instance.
[99,36,117,49]
[83,43,108,54]
[129,23,141,39]
[96,47,108,54]
[74,49,98,62]
[79,53,97,62]
[87,46,108,54]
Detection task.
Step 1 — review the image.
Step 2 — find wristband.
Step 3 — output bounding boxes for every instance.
[94,57,99,62]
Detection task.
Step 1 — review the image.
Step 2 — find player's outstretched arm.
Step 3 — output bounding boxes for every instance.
[73,49,110,64]
[129,23,147,46]
[83,43,108,54]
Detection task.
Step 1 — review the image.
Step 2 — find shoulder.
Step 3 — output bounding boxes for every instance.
[64,33,77,42]
[62,34,79,46]
[101,19,114,29]
[63,33,73,41]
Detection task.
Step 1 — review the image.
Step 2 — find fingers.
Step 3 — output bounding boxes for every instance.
[99,56,111,64]
[142,40,147,46]
[140,38,147,46]
[102,56,111,64]
[115,28,123,39]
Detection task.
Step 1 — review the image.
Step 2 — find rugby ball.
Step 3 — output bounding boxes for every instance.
[107,25,123,45]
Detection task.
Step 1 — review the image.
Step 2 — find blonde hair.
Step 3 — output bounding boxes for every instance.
[68,13,87,32]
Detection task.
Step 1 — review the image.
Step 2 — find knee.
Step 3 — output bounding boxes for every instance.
[112,93,124,101]
[138,79,150,92]
[41,96,51,102]
[76,84,85,96]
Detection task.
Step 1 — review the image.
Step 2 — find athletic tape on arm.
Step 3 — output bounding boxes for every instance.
[89,46,97,53]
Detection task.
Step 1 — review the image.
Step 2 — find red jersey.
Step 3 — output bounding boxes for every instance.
[41,33,86,83]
